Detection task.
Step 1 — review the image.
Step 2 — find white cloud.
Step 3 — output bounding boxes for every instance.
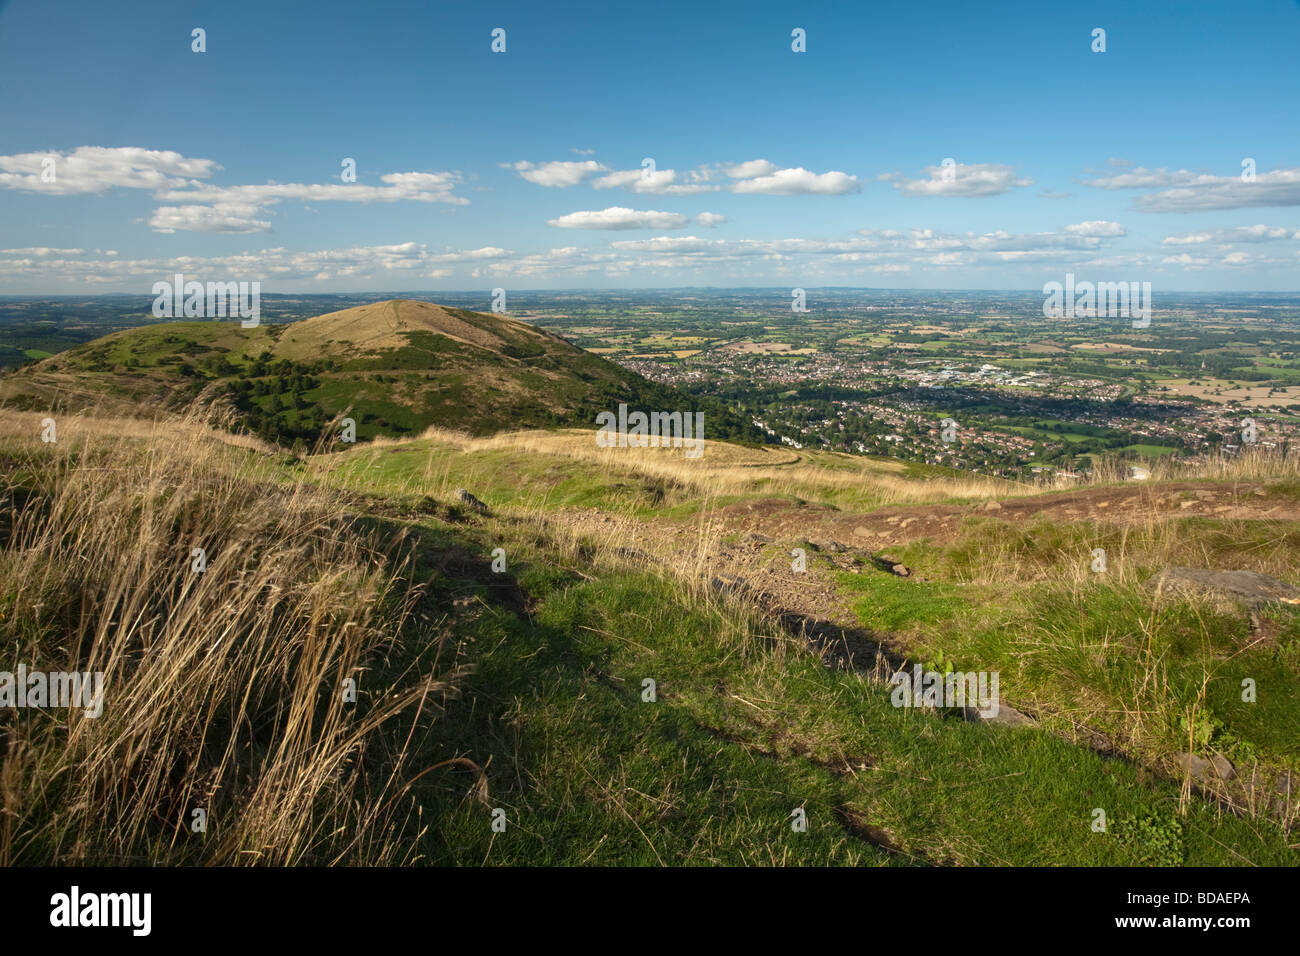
[881,162,1034,198]
[0,144,471,234]
[427,246,512,263]
[504,159,607,187]
[148,203,271,234]
[514,156,857,197]
[695,212,726,227]
[728,165,860,196]
[150,171,467,232]
[1085,166,1300,212]
[722,159,778,179]
[591,167,717,195]
[1064,221,1126,237]
[0,146,220,195]
[0,246,86,256]
[1162,225,1296,245]
[546,206,691,230]
[158,171,467,208]
[1162,253,1210,267]
[0,215,1257,290]
[1084,167,1226,190]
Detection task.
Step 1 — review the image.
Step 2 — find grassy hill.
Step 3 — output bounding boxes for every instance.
[0,299,755,446]
[2,409,1297,865]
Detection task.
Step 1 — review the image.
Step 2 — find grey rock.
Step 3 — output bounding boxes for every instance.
[1172,751,1236,783]
[1211,754,1236,780]
[964,702,1036,728]
[891,563,911,577]
[453,488,489,514]
[1150,567,1300,611]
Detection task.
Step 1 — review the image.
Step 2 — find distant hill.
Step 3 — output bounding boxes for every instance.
[0,298,761,447]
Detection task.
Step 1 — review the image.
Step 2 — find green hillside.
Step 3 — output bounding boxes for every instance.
[0,298,754,446]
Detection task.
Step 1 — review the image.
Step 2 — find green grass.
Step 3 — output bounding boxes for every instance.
[836,518,1300,773]
[8,417,1297,865]
[401,518,1295,865]
[1123,443,1180,457]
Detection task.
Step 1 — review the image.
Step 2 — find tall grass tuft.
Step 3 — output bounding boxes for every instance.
[0,412,461,865]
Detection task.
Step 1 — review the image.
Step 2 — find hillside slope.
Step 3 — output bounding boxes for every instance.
[3,410,1295,865]
[0,299,750,445]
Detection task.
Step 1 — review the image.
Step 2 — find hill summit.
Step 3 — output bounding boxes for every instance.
[2,298,730,446]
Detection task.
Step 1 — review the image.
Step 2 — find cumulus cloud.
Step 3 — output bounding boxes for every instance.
[1162,225,1297,245]
[881,162,1034,197]
[148,203,271,234]
[1063,220,1126,237]
[1084,166,1300,212]
[728,164,860,195]
[722,159,778,179]
[0,146,220,195]
[868,223,1125,254]
[1084,167,1228,190]
[591,166,717,195]
[510,156,858,197]
[0,246,86,256]
[0,210,1256,290]
[1162,253,1210,267]
[504,159,607,187]
[603,222,1134,272]
[149,171,467,232]
[158,171,467,209]
[546,206,691,230]
[719,159,860,195]
[695,212,726,227]
[0,145,470,234]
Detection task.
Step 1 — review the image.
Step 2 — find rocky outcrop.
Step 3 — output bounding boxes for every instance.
[1149,567,1300,610]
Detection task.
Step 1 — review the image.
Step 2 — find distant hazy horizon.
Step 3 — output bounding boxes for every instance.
[6,287,1300,300]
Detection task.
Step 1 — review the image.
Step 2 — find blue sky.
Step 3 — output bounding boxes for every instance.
[1,0,1298,292]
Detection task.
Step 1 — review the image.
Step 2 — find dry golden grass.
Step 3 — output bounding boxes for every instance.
[1068,446,1300,487]
[0,409,280,455]
[273,299,509,361]
[0,412,461,865]
[401,425,1025,510]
